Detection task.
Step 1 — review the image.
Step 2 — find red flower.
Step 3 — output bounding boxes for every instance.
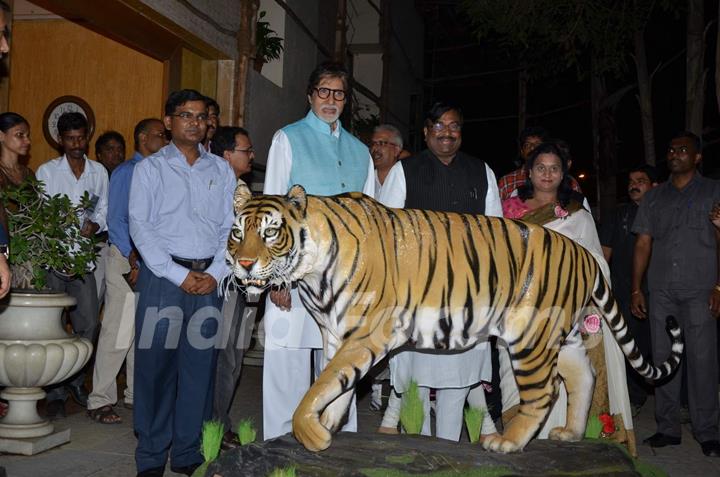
[598,413,615,435]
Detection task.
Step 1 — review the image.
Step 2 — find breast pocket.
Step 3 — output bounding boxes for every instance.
[197,176,228,226]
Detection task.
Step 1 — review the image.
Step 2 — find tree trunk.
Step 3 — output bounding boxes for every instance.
[685,0,705,136]
[633,29,655,166]
[592,73,619,217]
[591,74,602,215]
[716,0,720,116]
[379,0,392,123]
[232,0,259,127]
[517,69,528,136]
[334,0,348,63]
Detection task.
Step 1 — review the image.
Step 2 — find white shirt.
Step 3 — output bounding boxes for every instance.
[36,155,109,232]
[263,129,375,197]
[377,160,503,217]
[375,161,404,206]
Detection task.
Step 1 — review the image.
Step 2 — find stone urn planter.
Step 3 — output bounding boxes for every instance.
[0,291,93,439]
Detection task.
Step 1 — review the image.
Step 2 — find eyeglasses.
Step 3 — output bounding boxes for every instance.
[313,87,346,101]
[171,112,209,122]
[430,121,461,133]
[370,140,399,149]
[233,147,254,154]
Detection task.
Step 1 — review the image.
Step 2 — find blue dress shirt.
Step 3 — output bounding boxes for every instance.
[129,142,236,287]
[108,151,143,258]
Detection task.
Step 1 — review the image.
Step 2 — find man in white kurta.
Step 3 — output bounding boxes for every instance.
[262,62,375,440]
[377,102,502,441]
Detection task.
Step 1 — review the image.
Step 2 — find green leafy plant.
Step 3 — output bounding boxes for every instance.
[255,10,284,66]
[200,420,225,463]
[464,406,486,443]
[399,380,424,435]
[268,466,296,477]
[237,417,257,445]
[0,176,97,290]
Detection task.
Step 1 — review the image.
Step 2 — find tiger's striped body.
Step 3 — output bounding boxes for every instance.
[228,183,683,453]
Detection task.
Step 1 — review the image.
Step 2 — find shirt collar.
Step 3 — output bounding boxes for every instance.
[166,141,210,167]
[304,110,342,138]
[61,154,92,177]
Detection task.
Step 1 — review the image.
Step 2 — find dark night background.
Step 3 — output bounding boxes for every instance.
[415,0,720,208]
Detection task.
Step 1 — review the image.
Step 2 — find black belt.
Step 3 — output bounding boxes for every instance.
[171,256,213,272]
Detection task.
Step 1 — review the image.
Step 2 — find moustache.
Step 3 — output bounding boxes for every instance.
[629,188,641,194]
[437,136,456,142]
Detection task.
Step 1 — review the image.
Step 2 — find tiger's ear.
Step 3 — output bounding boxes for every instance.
[287,184,308,214]
[233,180,252,214]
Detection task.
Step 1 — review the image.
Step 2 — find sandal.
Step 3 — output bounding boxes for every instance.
[87,405,122,424]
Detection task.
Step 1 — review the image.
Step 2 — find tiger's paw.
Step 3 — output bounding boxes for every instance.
[292,410,332,452]
[481,434,523,453]
[548,426,582,442]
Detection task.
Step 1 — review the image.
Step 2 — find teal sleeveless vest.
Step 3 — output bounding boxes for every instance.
[284,111,369,196]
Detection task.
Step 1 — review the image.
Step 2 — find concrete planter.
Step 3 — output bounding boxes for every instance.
[0,292,93,439]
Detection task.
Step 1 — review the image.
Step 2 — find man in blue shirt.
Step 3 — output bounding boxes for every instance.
[87,118,167,424]
[129,91,236,477]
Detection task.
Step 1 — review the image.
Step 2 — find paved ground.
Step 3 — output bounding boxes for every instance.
[2,365,720,477]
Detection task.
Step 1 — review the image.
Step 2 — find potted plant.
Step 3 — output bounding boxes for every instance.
[254,10,284,73]
[0,176,95,443]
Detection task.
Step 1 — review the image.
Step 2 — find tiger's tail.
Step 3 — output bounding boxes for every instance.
[591,271,683,380]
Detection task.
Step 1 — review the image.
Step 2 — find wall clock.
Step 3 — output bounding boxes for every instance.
[42,95,95,150]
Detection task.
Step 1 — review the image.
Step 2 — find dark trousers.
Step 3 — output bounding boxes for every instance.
[213,290,253,431]
[617,293,653,405]
[45,271,99,401]
[133,264,221,472]
[650,288,719,442]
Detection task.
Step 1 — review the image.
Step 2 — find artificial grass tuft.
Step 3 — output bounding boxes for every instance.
[200,420,225,463]
[237,418,257,445]
[464,406,486,443]
[268,466,297,477]
[399,380,424,435]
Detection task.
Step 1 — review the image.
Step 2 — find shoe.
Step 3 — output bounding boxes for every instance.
[701,440,720,457]
[643,432,681,447]
[46,399,66,420]
[136,466,164,477]
[170,462,201,476]
[221,430,240,451]
[66,383,89,407]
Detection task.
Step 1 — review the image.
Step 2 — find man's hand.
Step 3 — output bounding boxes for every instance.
[80,220,100,238]
[180,271,206,294]
[128,249,140,269]
[630,291,648,319]
[270,287,291,311]
[189,273,217,295]
[710,288,720,317]
[180,271,217,295]
[711,204,720,230]
[0,254,11,299]
[127,267,140,288]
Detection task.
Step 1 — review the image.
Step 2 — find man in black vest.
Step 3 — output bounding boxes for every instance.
[377,102,502,440]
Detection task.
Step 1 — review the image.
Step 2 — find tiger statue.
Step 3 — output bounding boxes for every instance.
[227,182,683,454]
